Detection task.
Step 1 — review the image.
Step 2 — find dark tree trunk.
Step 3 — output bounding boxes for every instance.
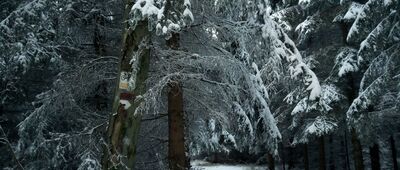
[370,143,380,170]
[167,32,188,170]
[94,12,106,56]
[343,129,351,170]
[329,135,335,170]
[168,81,187,170]
[288,146,295,169]
[268,153,275,170]
[344,73,364,170]
[304,143,310,170]
[319,136,327,170]
[166,32,180,50]
[280,142,286,170]
[102,1,151,169]
[390,136,398,170]
[351,128,365,170]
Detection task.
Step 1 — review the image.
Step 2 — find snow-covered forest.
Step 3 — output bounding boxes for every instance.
[0,0,399,169]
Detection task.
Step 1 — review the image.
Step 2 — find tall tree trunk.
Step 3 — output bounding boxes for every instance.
[344,73,364,170]
[343,129,351,170]
[304,143,310,170]
[390,136,398,170]
[268,153,275,170]
[351,128,365,170]
[370,143,380,170]
[102,0,151,169]
[94,12,106,56]
[167,32,188,170]
[280,142,286,170]
[319,136,327,170]
[288,146,294,169]
[329,135,335,170]
[168,81,187,170]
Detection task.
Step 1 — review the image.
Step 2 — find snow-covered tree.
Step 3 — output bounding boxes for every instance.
[345,9,400,145]
[2,0,399,169]
[0,0,123,169]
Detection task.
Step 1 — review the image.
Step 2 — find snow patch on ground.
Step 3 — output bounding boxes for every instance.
[191,160,266,170]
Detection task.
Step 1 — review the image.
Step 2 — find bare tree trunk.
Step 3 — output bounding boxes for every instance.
[304,143,310,170]
[319,136,326,170]
[344,73,364,170]
[167,32,188,170]
[390,136,398,170]
[288,146,295,169]
[351,128,365,170]
[94,12,106,56]
[343,129,351,170]
[168,81,188,170]
[102,0,151,169]
[268,153,275,170]
[280,142,286,170]
[329,135,335,170]
[369,143,380,170]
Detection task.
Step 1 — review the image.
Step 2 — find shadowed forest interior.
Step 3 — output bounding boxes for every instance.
[1,0,400,169]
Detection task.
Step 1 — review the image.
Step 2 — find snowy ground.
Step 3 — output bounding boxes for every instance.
[190,160,267,170]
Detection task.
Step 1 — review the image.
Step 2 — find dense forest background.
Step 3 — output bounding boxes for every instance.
[1,0,399,169]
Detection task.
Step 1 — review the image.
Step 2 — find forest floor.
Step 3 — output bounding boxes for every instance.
[190,160,267,170]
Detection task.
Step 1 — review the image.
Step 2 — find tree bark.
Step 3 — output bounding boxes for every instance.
[369,143,380,170]
[351,128,365,170]
[288,146,294,169]
[304,143,310,170]
[168,81,188,170]
[343,129,351,170]
[390,136,398,170]
[268,153,275,170]
[167,32,188,170]
[280,142,286,170]
[319,136,326,170]
[102,0,151,169]
[94,12,106,56]
[328,135,335,170]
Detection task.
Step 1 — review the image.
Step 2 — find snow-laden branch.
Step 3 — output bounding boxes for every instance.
[129,0,194,38]
[346,53,392,125]
[262,17,321,100]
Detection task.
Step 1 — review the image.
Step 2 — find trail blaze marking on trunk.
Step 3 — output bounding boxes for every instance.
[119,71,130,90]
[119,92,135,110]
